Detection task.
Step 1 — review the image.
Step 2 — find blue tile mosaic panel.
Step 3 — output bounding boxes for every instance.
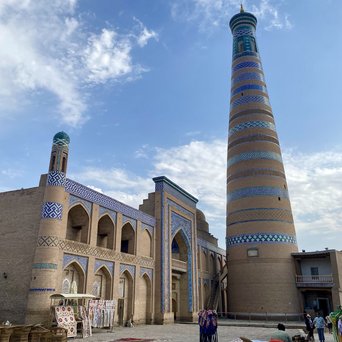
[226,233,297,247]
[32,263,57,270]
[232,84,268,96]
[65,179,155,226]
[233,27,254,38]
[99,207,117,223]
[141,223,154,236]
[229,120,275,137]
[232,72,264,86]
[233,51,259,60]
[140,267,153,281]
[63,253,88,273]
[29,288,56,292]
[41,202,63,220]
[171,212,191,244]
[120,263,136,278]
[227,186,289,202]
[227,151,282,168]
[69,195,92,215]
[47,171,66,187]
[94,259,114,276]
[122,216,137,231]
[231,95,270,109]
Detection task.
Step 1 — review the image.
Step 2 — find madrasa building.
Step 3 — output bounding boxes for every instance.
[1,7,342,328]
[0,131,228,325]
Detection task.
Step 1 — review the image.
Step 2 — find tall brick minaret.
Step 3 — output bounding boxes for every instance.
[226,6,300,313]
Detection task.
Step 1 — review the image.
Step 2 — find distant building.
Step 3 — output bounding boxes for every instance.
[0,132,227,325]
[292,249,342,316]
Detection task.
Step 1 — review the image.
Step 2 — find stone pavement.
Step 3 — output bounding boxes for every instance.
[74,322,335,342]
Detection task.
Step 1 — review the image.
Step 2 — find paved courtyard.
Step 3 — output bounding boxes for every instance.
[75,323,335,342]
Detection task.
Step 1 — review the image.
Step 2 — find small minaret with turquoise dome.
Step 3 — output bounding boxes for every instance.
[226,6,300,314]
[26,132,70,323]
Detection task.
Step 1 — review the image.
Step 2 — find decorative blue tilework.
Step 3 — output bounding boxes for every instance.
[32,263,57,270]
[29,288,56,292]
[140,267,153,281]
[229,120,275,137]
[122,216,137,231]
[63,254,88,273]
[65,179,155,227]
[171,212,191,243]
[231,95,270,109]
[120,263,136,278]
[227,186,289,202]
[69,195,92,215]
[94,259,114,276]
[232,72,264,86]
[226,233,297,247]
[47,171,66,187]
[233,27,254,38]
[41,202,63,220]
[99,207,117,223]
[37,235,59,247]
[154,176,198,208]
[227,151,282,168]
[141,223,154,236]
[232,61,260,72]
[167,199,194,218]
[232,84,268,96]
[234,51,259,59]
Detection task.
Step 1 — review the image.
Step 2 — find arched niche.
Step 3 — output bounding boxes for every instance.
[62,262,85,293]
[171,230,188,262]
[118,270,134,325]
[140,229,152,257]
[97,215,115,249]
[66,204,90,244]
[121,223,135,255]
[201,249,208,272]
[93,266,112,299]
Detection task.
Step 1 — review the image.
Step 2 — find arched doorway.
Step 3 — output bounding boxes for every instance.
[121,223,135,255]
[137,273,152,324]
[97,215,115,249]
[66,204,89,243]
[118,270,133,326]
[62,262,85,293]
[93,266,112,299]
[171,230,189,321]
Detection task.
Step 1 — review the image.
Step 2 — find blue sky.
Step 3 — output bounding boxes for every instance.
[1,0,341,251]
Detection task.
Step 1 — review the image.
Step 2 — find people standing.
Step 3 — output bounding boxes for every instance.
[305,314,315,342]
[325,315,332,334]
[338,317,342,342]
[313,312,326,342]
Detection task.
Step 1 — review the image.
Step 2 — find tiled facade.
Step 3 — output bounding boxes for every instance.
[226,8,300,314]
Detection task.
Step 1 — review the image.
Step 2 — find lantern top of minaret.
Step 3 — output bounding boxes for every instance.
[229,6,257,32]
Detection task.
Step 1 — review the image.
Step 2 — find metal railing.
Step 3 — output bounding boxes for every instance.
[296,274,333,284]
[217,311,303,322]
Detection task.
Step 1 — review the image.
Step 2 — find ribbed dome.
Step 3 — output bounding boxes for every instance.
[53,132,70,146]
[196,209,209,232]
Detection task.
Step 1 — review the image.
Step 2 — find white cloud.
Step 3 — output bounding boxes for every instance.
[134,18,159,48]
[171,0,292,31]
[0,1,157,127]
[73,139,342,251]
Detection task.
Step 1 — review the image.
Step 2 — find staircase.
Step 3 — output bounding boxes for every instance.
[206,264,228,310]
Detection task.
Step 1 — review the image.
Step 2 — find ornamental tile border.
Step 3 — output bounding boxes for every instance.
[232,72,264,86]
[229,120,275,137]
[226,232,297,247]
[232,84,267,96]
[32,263,57,270]
[227,151,283,168]
[37,235,59,247]
[231,95,270,109]
[63,253,88,273]
[29,288,56,292]
[232,61,261,72]
[69,195,92,215]
[47,171,66,187]
[227,186,289,202]
[65,179,155,227]
[41,202,63,220]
